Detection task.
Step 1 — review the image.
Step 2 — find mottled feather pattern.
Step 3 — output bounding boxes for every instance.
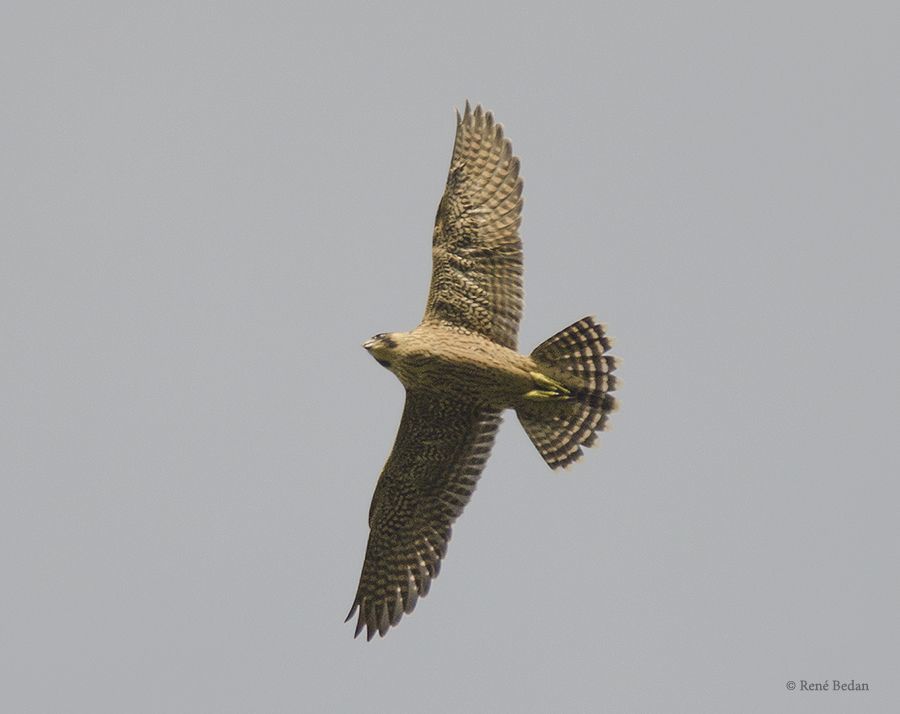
[425,101,524,350]
[519,317,620,469]
[346,394,501,640]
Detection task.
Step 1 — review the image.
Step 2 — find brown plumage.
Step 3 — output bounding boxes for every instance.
[347,102,619,640]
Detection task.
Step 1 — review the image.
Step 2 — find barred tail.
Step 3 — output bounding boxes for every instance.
[517,316,619,469]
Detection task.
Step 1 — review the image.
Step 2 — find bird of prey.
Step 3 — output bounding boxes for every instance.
[346,102,619,640]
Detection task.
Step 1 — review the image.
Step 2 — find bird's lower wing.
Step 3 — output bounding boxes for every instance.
[346,392,502,640]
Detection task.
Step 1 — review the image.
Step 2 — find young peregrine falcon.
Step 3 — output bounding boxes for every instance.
[347,102,619,640]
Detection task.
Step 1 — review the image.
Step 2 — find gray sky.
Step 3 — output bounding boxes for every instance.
[3,2,898,712]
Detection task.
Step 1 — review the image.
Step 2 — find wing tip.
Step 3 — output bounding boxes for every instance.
[344,602,358,623]
[347,561,439,641]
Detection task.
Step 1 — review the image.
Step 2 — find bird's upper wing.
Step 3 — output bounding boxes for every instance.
[346,391,502,640]
[423,102,524,350]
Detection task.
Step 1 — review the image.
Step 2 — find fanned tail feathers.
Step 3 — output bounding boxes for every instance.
[517,316,619,469]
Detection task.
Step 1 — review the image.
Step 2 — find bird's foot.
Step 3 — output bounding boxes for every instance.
[524,372,571,400]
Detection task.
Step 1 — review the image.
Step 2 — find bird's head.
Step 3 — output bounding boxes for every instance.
[362,333,399,369]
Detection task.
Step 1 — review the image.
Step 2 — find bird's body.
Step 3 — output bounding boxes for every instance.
[368,327,535,407]
[347,102,619,640]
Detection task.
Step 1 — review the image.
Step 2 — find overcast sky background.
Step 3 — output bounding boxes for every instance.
[3,2,898,713]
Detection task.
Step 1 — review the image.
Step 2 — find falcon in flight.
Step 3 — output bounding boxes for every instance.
[347,102,619,640]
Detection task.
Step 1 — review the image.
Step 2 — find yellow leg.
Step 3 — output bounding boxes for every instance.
[524,372,571,400]
[524,389,561,400]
